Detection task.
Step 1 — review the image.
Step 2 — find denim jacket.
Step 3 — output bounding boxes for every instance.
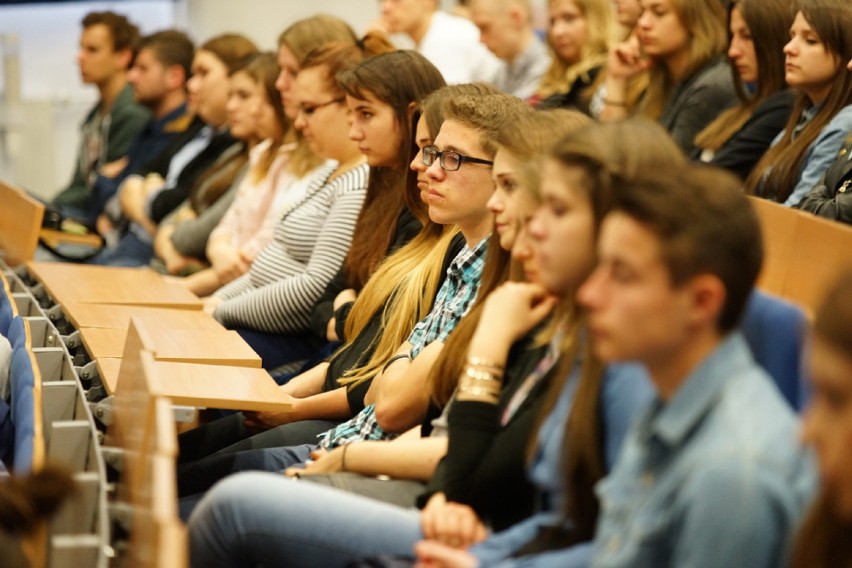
[591,333,814,568]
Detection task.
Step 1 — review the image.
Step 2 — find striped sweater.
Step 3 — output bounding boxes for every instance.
[212,161,369,334]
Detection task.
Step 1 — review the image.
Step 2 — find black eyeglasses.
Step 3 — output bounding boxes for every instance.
[297,97,344,117]
[422,145,494,171]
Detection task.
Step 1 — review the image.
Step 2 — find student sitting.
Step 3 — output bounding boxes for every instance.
[579,164,814,567]
[601,0,738,154]
[531,0,611,113]
[796,129,852,223]
[92,33,258,266]
[790,265,852,568]
[693,0,795,180]
[747,0,852,207]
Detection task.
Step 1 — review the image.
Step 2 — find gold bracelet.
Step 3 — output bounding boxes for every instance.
[464,366,502,383]
[458,384,501,400]
[467,356,505,371]
[340,444,349,472]
[459,377,501,397]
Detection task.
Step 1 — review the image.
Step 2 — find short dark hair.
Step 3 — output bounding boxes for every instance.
[81,11,140,54]
[615,164,764,332]
[137,30,194,81]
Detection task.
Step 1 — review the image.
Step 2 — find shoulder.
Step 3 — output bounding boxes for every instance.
[329,163,370,195]
[820,104,852,134]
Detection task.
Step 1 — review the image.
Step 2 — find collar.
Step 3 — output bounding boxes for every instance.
[450,236,489,281]
[642,333,753,447]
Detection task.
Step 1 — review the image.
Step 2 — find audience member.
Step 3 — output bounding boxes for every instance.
[693,0,795,180]
[747,0,852,207]
[375,0,501,84]
[601,0,738,154]
[51,11,149,225]
[532,0,611,113]
[579,164,813,567]
[467,0,551,99]
[152,53,277,278]
[93,33,258,266]
[205,35,395,365]
[790,265,852,568]
[92,30,196,235]
[796,125,852,222]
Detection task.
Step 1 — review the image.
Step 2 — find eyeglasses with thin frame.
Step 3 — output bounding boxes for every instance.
[422,145,494,172]
[297,97,345,117]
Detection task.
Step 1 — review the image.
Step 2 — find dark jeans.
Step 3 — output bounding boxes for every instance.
[232,328,328,373]
[177,414,338,497]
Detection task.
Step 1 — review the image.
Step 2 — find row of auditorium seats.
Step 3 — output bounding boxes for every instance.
[0,178,190,567]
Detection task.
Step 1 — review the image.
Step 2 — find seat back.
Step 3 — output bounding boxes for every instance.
[740,291,807,411]
[0,180,45,267]
[10,343,44,473]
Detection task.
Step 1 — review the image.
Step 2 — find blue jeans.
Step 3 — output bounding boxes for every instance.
[232,328,326,373]
[189,471,422,568]
[89,230,153,267]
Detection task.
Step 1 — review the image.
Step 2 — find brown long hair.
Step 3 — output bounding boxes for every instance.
[790,266,852,568]
[694,0,794,153]
[641,0,728,120]
[337,50,446,289]
[535,118,686,545]
[336,84,502,390]
[746,0,852,202]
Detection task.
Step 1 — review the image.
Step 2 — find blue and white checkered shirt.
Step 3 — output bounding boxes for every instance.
[317,237,490,449]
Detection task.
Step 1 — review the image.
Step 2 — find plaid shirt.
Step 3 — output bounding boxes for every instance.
[317,237,490,450]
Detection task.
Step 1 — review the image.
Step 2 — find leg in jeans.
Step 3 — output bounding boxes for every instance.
[189,471,423,568]
[178,442,318,497]
[233,328,325,372]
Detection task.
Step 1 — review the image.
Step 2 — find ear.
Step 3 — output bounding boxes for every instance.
[407,100,418,118]
[115,47,134,71]
[165,64,186,91]
[507,5,525,27]
[686,274,726,332]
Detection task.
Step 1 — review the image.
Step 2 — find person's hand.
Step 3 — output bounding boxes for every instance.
[209,246,250,283]
[242,396,298,432]
[421,493,487,549]
[283,447,346,477]
[326,316,339,342]
[141,172,165,196]
[119,177,147,222]
[99,157,127,179]
[414,540,479,568]
[477,282,558,347]
[333,288,357,310]
[203,295,224,316]
[95,214,114,237]
[607,35,650,81]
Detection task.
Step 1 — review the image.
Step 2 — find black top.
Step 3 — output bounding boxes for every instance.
[536,65,602,116]
[323,231,467,413]
[694,90,794,181]
[418,334,556,532]
[149,128,238,224]
[309,208,423,340]
[796,136,852,224]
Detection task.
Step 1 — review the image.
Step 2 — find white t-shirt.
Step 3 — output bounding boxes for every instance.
[418,11,501,85]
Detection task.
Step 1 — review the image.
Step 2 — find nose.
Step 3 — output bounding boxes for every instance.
[728,38,741,59]
[294,111,307,131]
[637,10,652,30]
[275,70,289,95]
[348,121,363,142]
[783,37,797,56]
[528,210,546,240]
[425,159,444,181]
[577,266,605,310]
[410,148,426,172]
[487,191,505,214]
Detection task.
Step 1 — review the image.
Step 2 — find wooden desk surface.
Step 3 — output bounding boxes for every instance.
[85,327,262,394]
[148,360,291,413]
[63,302,224,331]
[96,357,123,395]
[27,261,201,309]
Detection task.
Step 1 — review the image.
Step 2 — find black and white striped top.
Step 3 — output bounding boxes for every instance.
[213,162,369,334]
